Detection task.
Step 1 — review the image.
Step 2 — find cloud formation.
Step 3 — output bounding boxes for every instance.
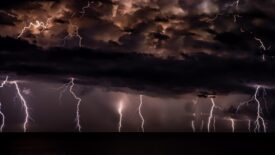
[1,37,275,97]
[0,0,274,58]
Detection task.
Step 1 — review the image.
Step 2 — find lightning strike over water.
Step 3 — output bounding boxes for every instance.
[11,81,29,132]
[118,101,124,132]
[138,95,145,132]
[207,98,216,132]
[58,78,82,132]
[1,76,30,132]
[237,86,267,133]
[253,86,267,133]
[69,78,82,132]
[1,0,275,133]
[230,118,235,133]
[191,120,195,132]
[0,102,5,132]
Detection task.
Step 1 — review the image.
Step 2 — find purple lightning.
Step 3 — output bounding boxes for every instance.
[229,118,235,133]
[229,0,270,133]
[0,102,5,132]
[231,0,241,23]
[58,83,70,105]
[58,78,82,132]
[191,98,199,132]
[118,101,124,132]
[207,98,217,132]
[139,95,145,132]
[69,78,82,132]
[248,119,251,132]
[0,76,30,132]
[11,81,29,132]
[0,77,8,132]
[191,120,195,132]
[237,86,267,133]
[207,0,240,23]
[254,37,268,61]
[253,86,267,133]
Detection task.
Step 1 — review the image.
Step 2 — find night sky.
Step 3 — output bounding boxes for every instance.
[0,0,275,132]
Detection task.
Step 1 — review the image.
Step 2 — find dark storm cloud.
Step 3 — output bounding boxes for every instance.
[0,0,275,96]
[0,0,274,59]
[1,37,275,97]
[0,11,19,26]
[0,0,61,10]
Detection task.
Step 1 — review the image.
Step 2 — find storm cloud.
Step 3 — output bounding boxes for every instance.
[0,37,275,97]
[0,0,275,132]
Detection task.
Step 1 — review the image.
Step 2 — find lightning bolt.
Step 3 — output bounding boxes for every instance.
[209,0,270,62]
[253,86,267,133]
[57,83,70,105]
[118,101,124,132]
[237,86,267,133]
[80,1,94,17]
[191,120,195,132]
[234,14,242,23]
[254,37,267,61]
[17,18,52,39]
[229,118,235,133]
[231,0,270,61]
[0,77,8,132]
[58,78,82,132]
[207,98,217,132]
[1,76,30,132]
[207,0,240,23]
[138,95,145,132]
[0,102,5,132]
[231,0,241,23]
[0,76,8,87]
[11,81,29,132]
[190,98,199,132]
[248,119,251,132]
[63,23,83,47]
[63,1,96,47]
[229,0,240,10]
[69,78,82,132]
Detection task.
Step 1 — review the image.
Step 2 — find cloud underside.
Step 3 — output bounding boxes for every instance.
[1,37,275,97]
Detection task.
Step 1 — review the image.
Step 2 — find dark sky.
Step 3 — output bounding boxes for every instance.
[0,0,275,132]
